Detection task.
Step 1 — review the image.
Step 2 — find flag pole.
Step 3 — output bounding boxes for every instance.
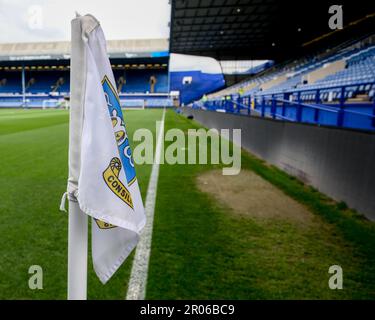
[66,14,88,300]
[67,200,88,299]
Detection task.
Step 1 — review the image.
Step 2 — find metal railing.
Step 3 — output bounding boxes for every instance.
[194,81,375,131]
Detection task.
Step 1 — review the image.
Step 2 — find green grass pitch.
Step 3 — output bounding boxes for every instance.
[0,108,374,299]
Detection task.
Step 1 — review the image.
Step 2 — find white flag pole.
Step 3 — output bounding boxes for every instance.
[66,15,90,300]
[67,200,88,300]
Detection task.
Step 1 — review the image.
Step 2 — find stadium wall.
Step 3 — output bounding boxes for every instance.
[181,107,375,220]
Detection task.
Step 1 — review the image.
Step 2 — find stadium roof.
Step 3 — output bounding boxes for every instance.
[169,0,375,60]
[0,39,169,62]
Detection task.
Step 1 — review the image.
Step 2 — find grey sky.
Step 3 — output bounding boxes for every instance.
[0,0,171,43]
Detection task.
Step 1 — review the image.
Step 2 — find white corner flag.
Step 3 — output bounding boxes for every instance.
[65,14,145,297]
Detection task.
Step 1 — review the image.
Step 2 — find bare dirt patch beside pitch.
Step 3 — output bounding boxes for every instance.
[197,169,314,225]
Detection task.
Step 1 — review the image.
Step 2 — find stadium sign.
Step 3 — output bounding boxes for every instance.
[0,54,69,61]
[2,52,159,61]
[109,51,169,59]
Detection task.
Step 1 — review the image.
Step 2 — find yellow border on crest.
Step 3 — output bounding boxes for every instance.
[101,75,121,104]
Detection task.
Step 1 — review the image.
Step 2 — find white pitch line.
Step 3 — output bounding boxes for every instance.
[126,108,166,300]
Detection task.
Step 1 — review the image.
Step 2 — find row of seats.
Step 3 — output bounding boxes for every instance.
[114,69,168,93]
[207,40,375,104]
[262,47,373,96]
[295,83,375,103]
[0,70,169,94]
[293,48,375,102]
[0,72,22,93]
[207,46,360,99]
[0,72,69,94]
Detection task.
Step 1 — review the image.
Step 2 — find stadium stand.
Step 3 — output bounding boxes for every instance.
[193,35,375,131]
[0,71,22,93]
[24,71,69,94]
[114,69,168,93]
[171,0,375,219]
[0,38,174,109]
[0,69,168,95]
[0,68,173,108]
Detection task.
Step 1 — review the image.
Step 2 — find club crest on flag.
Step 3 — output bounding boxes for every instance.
[94,219,116,229]
[102,75,137,186]
[102,157,134,209]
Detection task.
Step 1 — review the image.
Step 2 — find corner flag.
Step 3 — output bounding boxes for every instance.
[65,14,145,293]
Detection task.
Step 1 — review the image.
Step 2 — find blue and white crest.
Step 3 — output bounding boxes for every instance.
[102,75,137,186]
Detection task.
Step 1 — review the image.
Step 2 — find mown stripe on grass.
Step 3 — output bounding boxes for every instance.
[0,113,69,136]
[126,108,166,300]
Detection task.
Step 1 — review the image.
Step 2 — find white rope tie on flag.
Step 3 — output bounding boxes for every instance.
[126,108,166,300]
[60,191,79,212]
[59,192,68,212]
